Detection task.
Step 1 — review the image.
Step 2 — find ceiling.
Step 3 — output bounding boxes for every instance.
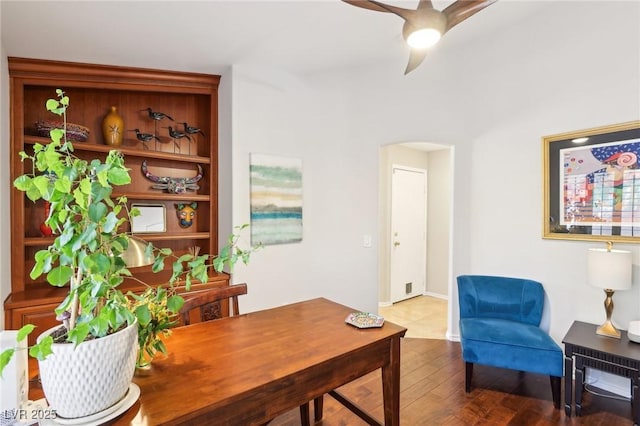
[1,0,547,76]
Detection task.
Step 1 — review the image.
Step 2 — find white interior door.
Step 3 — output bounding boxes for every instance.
[390,166,427,303]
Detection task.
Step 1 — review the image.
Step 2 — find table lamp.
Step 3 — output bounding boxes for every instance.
[587,244,632,338]
[121,235,154,268]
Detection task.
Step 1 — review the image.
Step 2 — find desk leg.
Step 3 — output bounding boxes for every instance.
[313,397,323,422]
[299,403,310,426]
[382,336,402,426]
[564,353,573,417]
[575,359,584,417]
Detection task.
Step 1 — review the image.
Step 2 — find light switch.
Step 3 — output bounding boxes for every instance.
[363,234,372,248]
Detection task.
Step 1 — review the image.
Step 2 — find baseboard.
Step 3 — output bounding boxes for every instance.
[423,291,448,300]
[380,293,447,307]
[446,331,460,342]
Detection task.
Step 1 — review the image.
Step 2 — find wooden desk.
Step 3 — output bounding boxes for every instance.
[562,320,640,425]
[116,297,406,425]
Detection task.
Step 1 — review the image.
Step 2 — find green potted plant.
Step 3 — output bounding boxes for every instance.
[127,226,255,369]
[0,90,258,418]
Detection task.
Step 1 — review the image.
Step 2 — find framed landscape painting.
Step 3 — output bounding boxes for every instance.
[250,153,303,245]
[543,121,640,243]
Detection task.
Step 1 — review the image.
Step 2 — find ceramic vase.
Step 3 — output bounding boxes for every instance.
[36,320,137,419]
[101,106,124,147]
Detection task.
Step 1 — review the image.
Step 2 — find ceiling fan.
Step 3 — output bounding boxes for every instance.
[343,0,498,74]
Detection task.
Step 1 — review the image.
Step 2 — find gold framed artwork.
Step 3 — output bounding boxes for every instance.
[543,121,640,243]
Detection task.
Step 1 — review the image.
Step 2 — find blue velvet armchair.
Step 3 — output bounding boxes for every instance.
[457,275,563,409]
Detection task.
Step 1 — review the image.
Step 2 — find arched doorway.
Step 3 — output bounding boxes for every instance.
[378,142,453,339]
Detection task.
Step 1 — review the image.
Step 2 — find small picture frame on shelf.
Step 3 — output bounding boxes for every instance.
[131,204,166,233]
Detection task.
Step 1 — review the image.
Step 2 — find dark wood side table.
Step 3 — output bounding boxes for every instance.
[563,320,640,425]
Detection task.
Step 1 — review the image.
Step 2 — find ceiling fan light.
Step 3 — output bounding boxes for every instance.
[406,28,441,49]
[402,9,447,50]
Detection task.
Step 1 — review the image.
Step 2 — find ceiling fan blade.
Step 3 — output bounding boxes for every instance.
[404,48,429,75]
[342,0,414,21]
[442,0,498,32]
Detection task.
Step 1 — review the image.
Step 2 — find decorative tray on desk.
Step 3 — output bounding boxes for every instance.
[345,312,385,329]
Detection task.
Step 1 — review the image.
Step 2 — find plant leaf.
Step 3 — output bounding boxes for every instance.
[88,202,107,223]
[45,99,60,112]
[102,212,119,234]
[29,337,53,361]
[107,167,131,186]
[32,175,51,198]
[13,175,33,191]
[167,295,185,313]
[17,324,36,342]
[49,128,64,144]
[135,304,152,327]
[46,265,73,286]
[68,323,90,347]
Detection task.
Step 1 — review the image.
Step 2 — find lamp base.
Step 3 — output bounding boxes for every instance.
[597,319,622,339]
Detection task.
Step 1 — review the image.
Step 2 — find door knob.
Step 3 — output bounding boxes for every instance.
[393,241,400,247]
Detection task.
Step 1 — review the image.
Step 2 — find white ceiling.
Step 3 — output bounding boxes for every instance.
[1,0,547,76]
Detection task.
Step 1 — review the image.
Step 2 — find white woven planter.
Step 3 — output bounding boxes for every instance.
[37,320,138,419]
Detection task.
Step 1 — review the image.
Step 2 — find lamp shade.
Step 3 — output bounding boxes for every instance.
[587,248,632,291]
[121,236,154,268]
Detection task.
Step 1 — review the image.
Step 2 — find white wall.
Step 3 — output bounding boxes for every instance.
[426,148,451,298]
[229,65,379,313]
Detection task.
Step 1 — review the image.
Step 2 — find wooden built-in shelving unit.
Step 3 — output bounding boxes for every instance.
[5,58,228,343]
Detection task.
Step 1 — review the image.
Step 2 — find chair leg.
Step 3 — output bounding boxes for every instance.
[299,402,310,426]
[550,376,561,409]
[465,362,473,393]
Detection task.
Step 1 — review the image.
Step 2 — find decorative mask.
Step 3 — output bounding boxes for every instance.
[176,202,197,228]
[142,160,203,194]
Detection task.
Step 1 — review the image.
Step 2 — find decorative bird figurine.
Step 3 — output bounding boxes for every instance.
[164,126,191,141]
[180,122,205,137]
[129,128,161,150]
[129,129,160,143]
[141,107,174,121]
[164,126,191,153]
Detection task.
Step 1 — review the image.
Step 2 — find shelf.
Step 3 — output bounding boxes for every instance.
[24,232,210,246]
[24,136,211,164]
[129,232,210,241]
[113,192,211,202]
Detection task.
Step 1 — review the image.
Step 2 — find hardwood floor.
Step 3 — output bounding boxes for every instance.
[269,338,634,425]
